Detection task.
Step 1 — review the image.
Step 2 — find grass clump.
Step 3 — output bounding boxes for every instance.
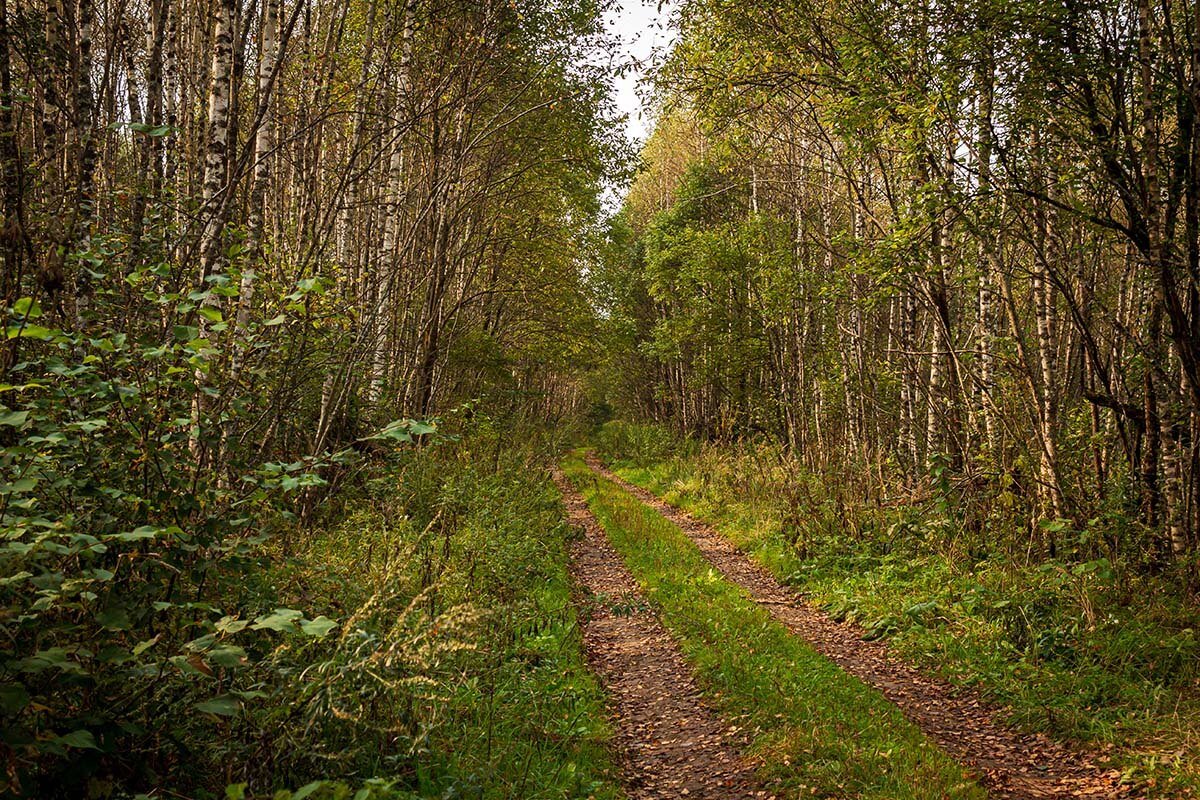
[562,455,985,800]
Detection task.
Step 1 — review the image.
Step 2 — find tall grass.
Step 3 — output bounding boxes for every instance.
[185,425,622,799]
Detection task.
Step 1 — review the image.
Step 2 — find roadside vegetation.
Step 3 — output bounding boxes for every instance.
[589,5,1200,795]
[593,420,1200,796]
[272,428,622,800]
[2,0,618,795]
[6,415,622,799]
[585,5,1200,793]
[563,453,986,800]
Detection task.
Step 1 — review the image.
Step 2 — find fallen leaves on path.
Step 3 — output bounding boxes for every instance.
[587,455,1136,800]
[553,469,768,799]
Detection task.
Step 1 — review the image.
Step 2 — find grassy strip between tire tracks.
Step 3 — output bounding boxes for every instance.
[562,455,986,800]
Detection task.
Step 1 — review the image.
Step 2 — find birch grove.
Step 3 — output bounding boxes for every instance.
[2,0,615,472]
[0,5,616,791]
[599,0,1200,568]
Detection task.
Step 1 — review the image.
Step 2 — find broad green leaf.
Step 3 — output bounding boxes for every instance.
[0,409,29,427]
[1,477,38,494]
[251,608,303,632]
[299,616,337,638]
[291,782,326,800]
[11,298,42,318]
[195,695,241,716]
[215,616,251,634]
[110,527,158,541]
[187,633,216,652]
[5,323,55,340]
[0,683,29,713]
[18,647,81,674]
[96,607,132,631]
[97,645,132,664]
[130,122,174,137]
[207,645,247,668]
[56,730,100,750]
[0,571,31,586]
[132,636,160,656]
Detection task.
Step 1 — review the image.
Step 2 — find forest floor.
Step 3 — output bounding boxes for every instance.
[561,452,1137,799]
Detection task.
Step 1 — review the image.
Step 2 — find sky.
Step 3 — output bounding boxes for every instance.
[602,0,677,144]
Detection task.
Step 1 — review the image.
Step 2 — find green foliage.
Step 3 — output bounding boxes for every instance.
[593,421,687,466]
[272,429,621,799]
[2,0,623,793]
[0,257,614,797]
[0,287,357,795]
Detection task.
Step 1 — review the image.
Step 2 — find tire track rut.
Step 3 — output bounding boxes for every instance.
[553,469,768,799]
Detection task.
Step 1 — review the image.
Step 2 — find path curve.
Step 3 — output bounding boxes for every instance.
[586,455,1133,800]
[553,469,767,799]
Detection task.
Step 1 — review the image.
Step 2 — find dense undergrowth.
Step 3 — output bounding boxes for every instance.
[268,428,621,800]
[2,404,620,799]
[593,420,1200,796]
[563,455,985,799]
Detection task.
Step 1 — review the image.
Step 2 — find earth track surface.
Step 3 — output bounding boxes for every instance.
[584,455,1133,800]
[553,469,769,799]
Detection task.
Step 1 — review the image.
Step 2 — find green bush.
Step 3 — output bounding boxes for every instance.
[593,420,684,466]
[0,294,615,799]
[0,304,358,796]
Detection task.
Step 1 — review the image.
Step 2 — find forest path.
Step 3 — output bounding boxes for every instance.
[584,455,1133,800]
[552,469,768,799]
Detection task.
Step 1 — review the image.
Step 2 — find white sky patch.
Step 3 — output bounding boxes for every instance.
[603,0,676,145]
